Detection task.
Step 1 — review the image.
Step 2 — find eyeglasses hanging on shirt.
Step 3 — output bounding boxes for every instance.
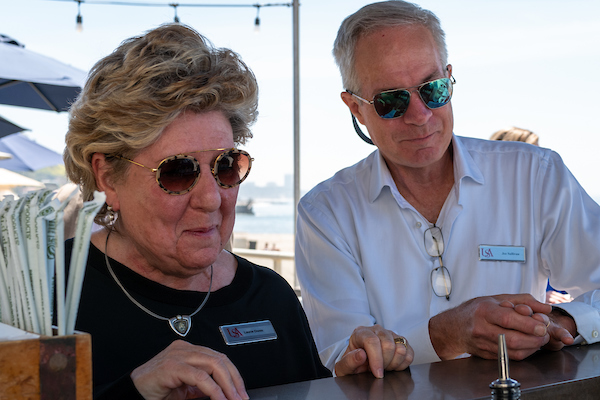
[424,226,452,300]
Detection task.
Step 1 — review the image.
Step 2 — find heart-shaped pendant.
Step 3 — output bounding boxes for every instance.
[169,315,192,337]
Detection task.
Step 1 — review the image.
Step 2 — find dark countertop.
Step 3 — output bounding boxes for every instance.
[248,343,600,399]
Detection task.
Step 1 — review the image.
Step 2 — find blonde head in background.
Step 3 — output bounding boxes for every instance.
[490,126,539,146]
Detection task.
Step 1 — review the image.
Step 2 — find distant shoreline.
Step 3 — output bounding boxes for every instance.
[232,232,294,252]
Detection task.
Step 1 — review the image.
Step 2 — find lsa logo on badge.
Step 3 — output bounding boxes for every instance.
[481,247,494,258]
[225,327,243,338]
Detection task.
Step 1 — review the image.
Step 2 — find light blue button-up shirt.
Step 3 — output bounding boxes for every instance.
[296,134,600,368]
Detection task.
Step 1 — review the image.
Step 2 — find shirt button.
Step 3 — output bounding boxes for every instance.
[593,330,599,338]
[416,222,422,228]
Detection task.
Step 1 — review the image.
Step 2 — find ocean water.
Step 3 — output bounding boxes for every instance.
[233,199,294,234]
[234,196,600,235]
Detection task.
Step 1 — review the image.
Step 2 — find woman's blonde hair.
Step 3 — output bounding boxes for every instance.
[64,23,258,224]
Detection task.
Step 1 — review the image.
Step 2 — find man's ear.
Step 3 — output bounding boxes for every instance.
[341,91,368,126]
[91,153,120,210]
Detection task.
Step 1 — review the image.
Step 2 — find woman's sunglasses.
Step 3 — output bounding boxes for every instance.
[347,76,456,119]
[114,148,252,195]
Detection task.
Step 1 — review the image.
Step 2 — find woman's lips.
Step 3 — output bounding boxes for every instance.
[186,225,218,236]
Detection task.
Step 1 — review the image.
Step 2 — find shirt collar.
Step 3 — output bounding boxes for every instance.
[452,134,484,186]
[368,134,484,203]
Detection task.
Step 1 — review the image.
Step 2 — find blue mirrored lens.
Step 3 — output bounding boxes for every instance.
[420,78,452,109]
[374,90,410,119]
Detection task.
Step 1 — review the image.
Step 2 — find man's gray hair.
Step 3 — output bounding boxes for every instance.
[333,0,448,92]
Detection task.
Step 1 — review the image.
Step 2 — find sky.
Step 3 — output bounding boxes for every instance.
[1,0,600,199]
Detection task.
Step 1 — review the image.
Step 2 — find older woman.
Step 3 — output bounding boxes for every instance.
[63,24,330,399]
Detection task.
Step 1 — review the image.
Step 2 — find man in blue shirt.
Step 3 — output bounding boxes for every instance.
[296,0,597,377]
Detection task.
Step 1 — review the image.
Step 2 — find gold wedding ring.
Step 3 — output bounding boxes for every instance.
[394,336,407,347]
[546,320,551,328]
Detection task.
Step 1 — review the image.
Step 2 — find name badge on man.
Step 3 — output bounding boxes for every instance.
[479,245,526,263]
[219,320,277,345]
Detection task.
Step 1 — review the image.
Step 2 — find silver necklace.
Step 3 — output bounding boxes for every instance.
[103,231,212,337]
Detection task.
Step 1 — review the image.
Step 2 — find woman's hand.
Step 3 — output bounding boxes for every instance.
[130,340,249,400]
[545,290,573,304]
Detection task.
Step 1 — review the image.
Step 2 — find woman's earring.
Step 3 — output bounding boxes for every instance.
[106,205,116,226]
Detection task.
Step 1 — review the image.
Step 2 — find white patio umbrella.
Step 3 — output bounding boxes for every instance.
[0,34,87,112]
[0,168,44,191]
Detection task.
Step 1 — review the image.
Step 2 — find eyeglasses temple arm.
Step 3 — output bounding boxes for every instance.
[351,113,375,146]
[114,155,158,173]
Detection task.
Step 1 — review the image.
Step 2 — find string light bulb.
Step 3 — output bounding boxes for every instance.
[254,5,261,33]
[76,0,83,32]
[171,3,180,23]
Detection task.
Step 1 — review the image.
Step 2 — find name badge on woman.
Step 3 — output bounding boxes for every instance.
[220,320,277,345]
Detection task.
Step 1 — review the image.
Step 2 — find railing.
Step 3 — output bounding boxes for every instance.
[232,248,300,295]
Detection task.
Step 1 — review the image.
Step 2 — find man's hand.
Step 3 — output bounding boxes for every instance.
[334,324,413,378]
[429,294,558,361]
[543,307,577,351]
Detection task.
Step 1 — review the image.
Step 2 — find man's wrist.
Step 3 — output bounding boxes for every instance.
[551,306,578,336]
[429,312,461,360]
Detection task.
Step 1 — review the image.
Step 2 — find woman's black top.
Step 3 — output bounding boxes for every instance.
[66,240,331,399]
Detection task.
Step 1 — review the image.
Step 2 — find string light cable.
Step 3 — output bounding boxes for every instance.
[47,0,294,31]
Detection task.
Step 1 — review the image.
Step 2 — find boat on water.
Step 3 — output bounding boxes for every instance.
[236,199,254,215]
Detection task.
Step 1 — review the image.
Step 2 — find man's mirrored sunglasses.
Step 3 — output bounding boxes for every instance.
[347,76,456,119]
[114,148,252,195]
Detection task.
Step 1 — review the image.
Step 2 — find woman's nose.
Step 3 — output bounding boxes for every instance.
[189,168,222,211]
